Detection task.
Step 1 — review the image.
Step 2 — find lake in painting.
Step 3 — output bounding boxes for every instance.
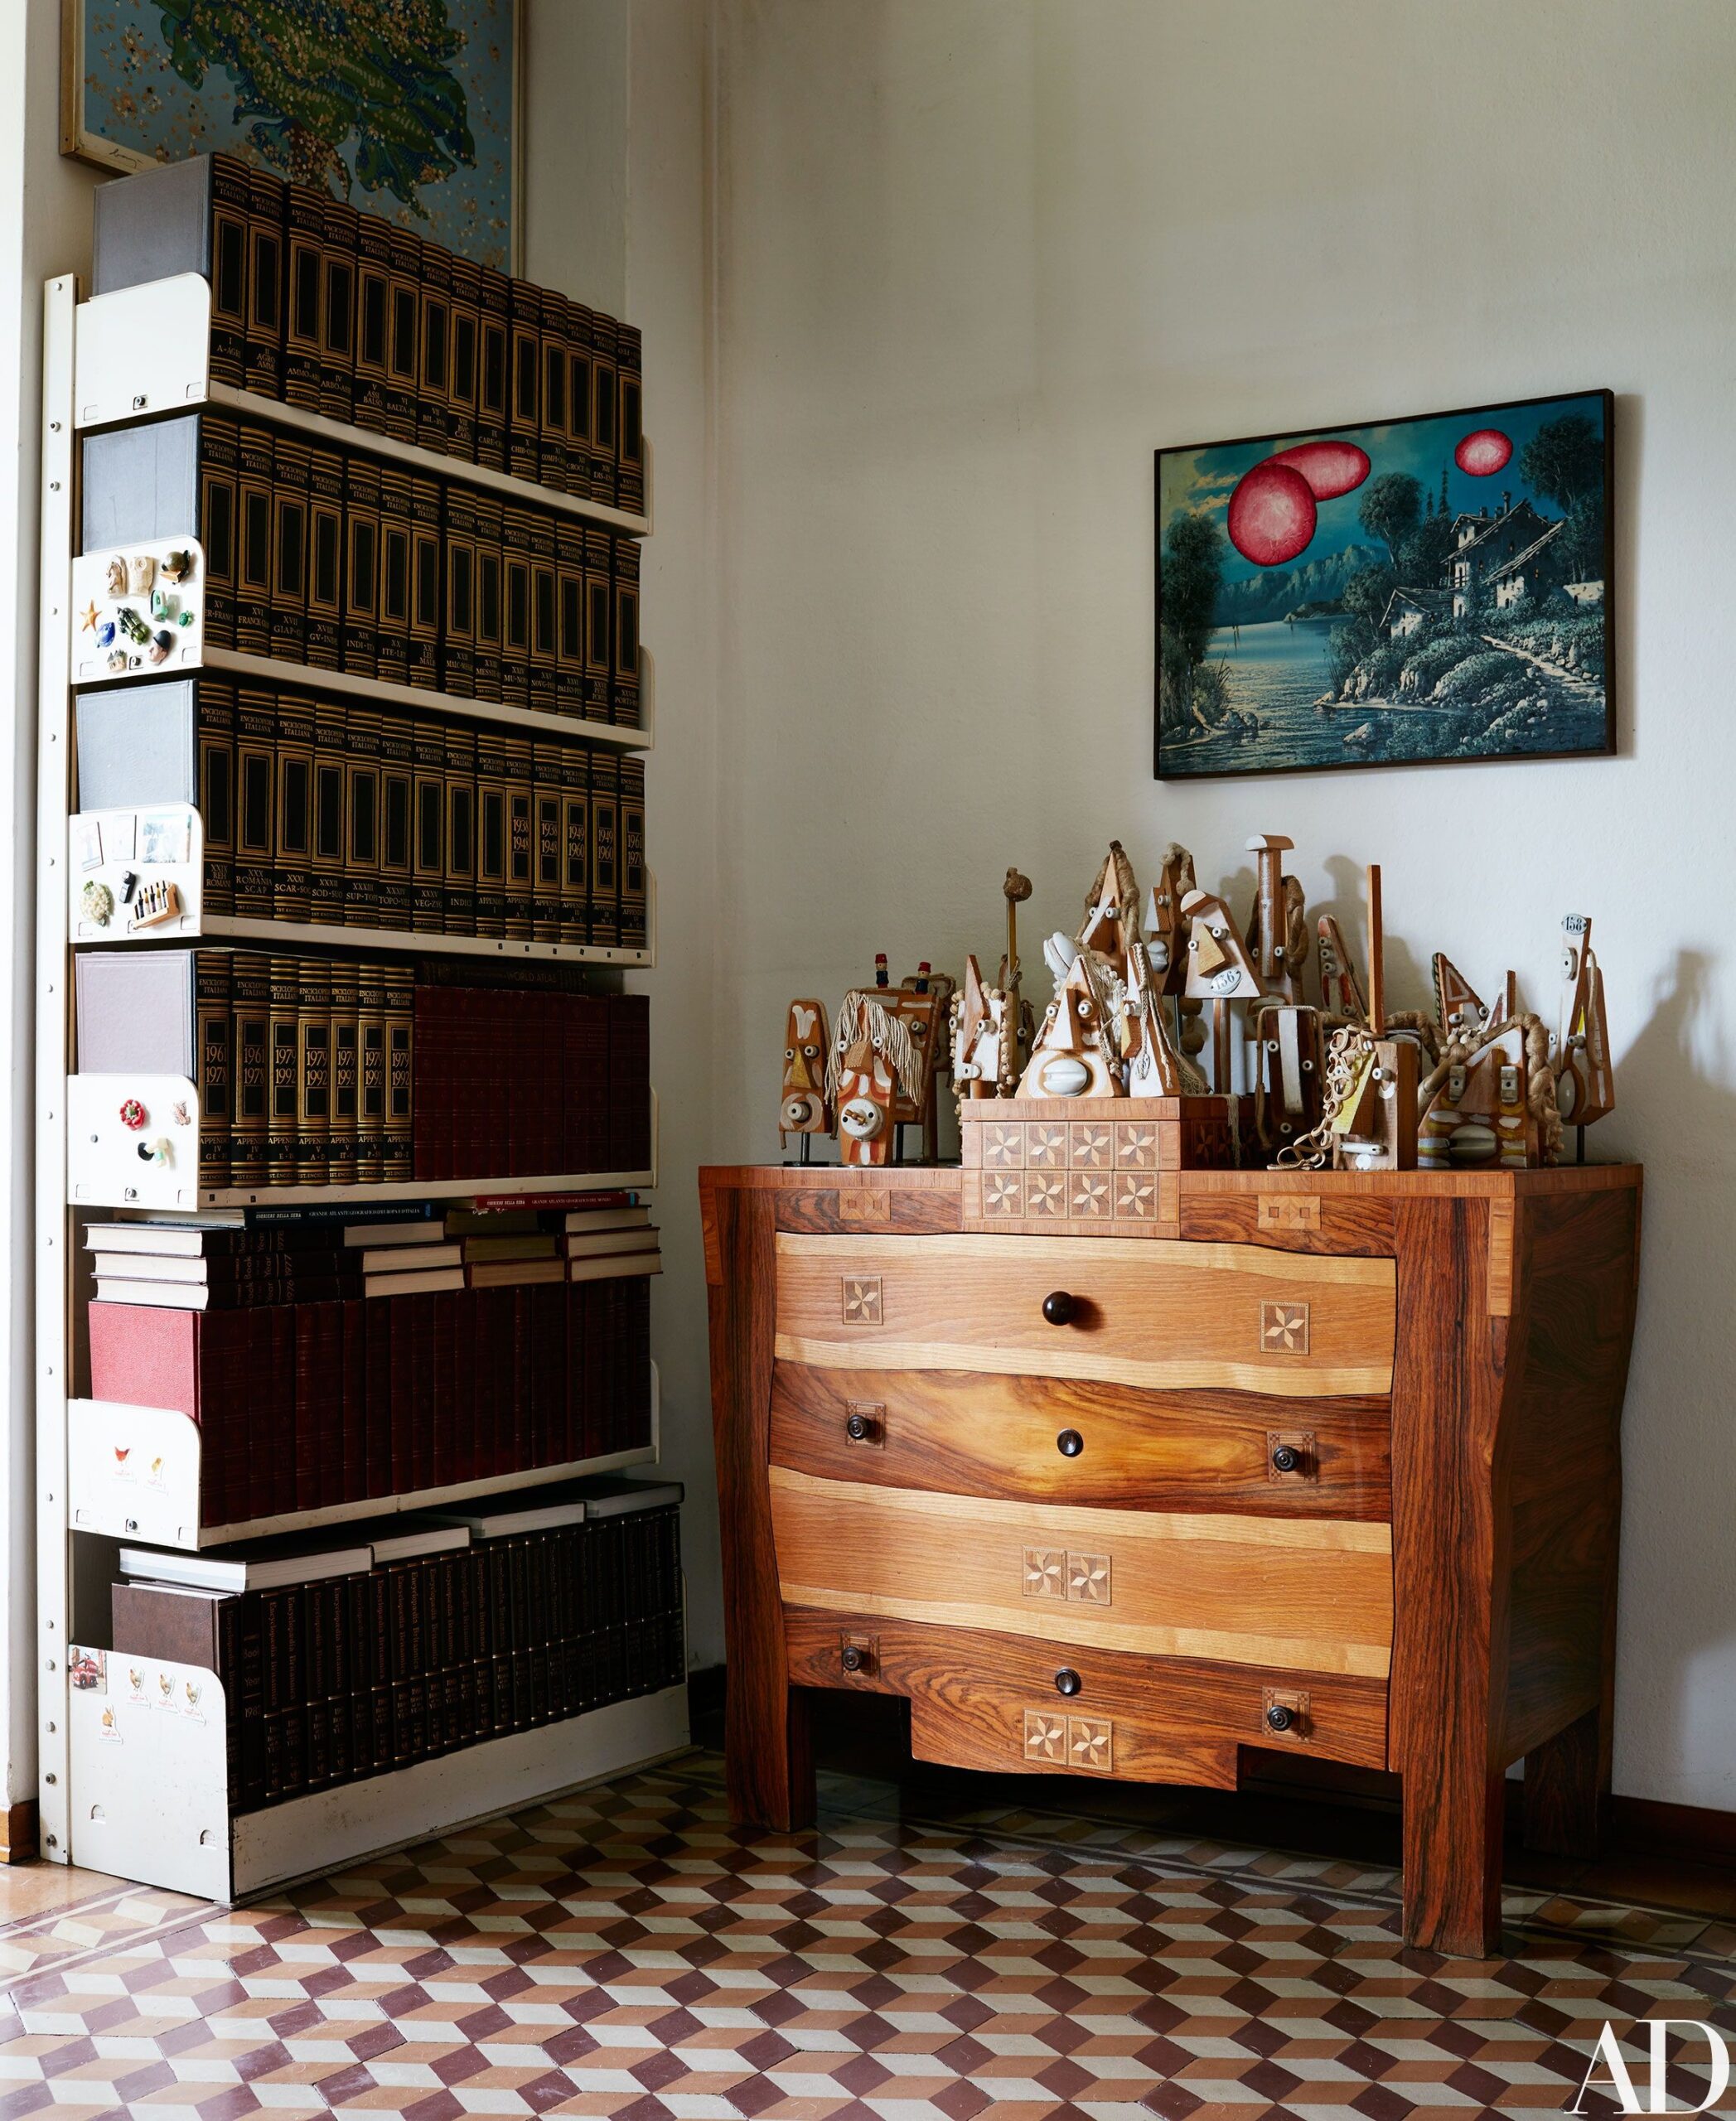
[1155,393,1614,780]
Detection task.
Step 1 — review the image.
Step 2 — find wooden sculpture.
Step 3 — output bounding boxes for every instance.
[1244,833,1308,1005]
[1078,840,1143,961]
[1000,868,1035,1076]
[1556,914,1614,1130]
[826,992,919,1167]
[1432,954,1489,1042]
[1320,864,1418,1172]
[891,970,955,1161]
[952,955,1013,1101]
[777,998,832,1160]
[1123,927,1189,1096]
[1016,954,1120,1099]
[1179,887,1263,1095]
[1417,1017,1554,1172]
[1250,1002,1324,1153]
[1147,843,1207,1062]
[1317,914,1367,1022]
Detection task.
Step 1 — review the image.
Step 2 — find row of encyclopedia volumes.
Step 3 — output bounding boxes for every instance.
[75,678,647,949]
[89,1274,655,1525]
[109,1498,681,1811]
[80,413,641,724]
[72,949,651,1189]
[92,153,644,512]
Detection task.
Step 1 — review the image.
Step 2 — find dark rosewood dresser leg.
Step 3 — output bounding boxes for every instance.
[725,1678,815,1832]
[1404,1759,1505,1959]
[1522,1704,1612,1857]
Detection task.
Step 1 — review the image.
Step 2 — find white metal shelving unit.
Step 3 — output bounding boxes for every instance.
[35,270,686,1896]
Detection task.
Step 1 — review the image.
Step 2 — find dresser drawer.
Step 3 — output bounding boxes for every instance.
[770,1466,1393,1679]
[771,1363,1390,1520]
[774,1232,1395,1397]
[784,1610,1390,1780]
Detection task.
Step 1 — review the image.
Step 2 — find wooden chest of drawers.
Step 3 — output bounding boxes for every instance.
[702,1162,1642,1956]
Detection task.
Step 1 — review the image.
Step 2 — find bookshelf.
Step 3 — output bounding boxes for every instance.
[36,210,686,1898]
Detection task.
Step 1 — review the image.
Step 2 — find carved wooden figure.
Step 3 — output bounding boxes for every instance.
[889,975,954,1160]
[1317,915,1367,1022]
[778,999,832,1156]
[1180,887,1263,1096]
[953,955,1013,1100]
[1332,1037,1419,1172]
[1078,841,1142,961]
[1123,932,1187,1097]
[1245,835,1308,1004]
[1418,1020,1540,1172]
[1016,954,1119,1100]
[1432,954,1488,1042]
[1250,1002,1324,1154]
[827,993,919,1168]
[1556,916,1614,1129]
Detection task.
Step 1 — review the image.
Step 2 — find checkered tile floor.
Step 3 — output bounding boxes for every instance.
[1,1750,1732,2118]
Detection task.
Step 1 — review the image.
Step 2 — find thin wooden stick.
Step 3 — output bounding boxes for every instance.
[1366,864,1385,1036]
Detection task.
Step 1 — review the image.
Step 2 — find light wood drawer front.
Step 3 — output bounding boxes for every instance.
[784,1610,1390,1781]
[771,1364,1391,1521]
[774,1232,1395,1397]
[770,1466,1393,1679]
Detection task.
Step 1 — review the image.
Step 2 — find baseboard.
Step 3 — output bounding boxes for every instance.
[1607,1793,1736,1866]
[0,1800,38,1864]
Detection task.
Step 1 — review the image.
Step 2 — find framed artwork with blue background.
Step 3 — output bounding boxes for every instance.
[62,0,520,270]
[1155,390,1614,780]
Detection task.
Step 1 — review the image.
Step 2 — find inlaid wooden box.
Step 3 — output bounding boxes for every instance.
[960,1094,1237,1235]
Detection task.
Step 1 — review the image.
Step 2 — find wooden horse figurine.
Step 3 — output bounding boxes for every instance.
[827,991,920,1167]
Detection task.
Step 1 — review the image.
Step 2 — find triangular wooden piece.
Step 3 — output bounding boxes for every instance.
[1432,954,1487,1041]
[778,998,831,1140]
[1077,840,1141,959]
[1180,890,1263,1001]
[1124,935,1185,1096]
[1556,916,1614,1126]
[1316,916,1367,1021]
[1146,843,1197,995]
[1016,955,1119,1098]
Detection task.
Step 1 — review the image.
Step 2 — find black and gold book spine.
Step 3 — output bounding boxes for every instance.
[473,723,509,940]
[564,302,594,500]
[408,476,442,691]
[197,412,239,650]
[384,957,415,1182]
[531,737,563,941]
[319,196,358,423]
[283,183,326,409]
[411,720,447,930]
[377,713,415,930]
[589,751,621,949]
[508,278,542,484]
[244,167,284,400]
[296,955,331,1184]
[418,239,453,455]
[327,957,360,1185]
[559,742,589,946]
[196,678,236,916]
[266,953,300,1184]
[273,690,315,924]
[583,527,612,722]
[385,225,423,443]
[230,949,271,1190]
[342,453,381,677]
[442,723,476,935]
[376,463,413,687]
[617,322,645,515]
[476,262,510,471]
[196,949,234,1189]
[612,536,641,727]
[529,510,559,717]
[620,755,647,952]
[207,153,252,391]
[503,734,534,940]
[473,493,505,702]
[234,684,277,919]
[310,698,349,930]
[356,959,388,1184]
[539,288,569,492]
[501,531,533,711]
[344,704,382,928]
[305,446,345,669]
[442,485,477,697]
[590,312,620,504]
[354,212,393,432]
[270,433,310,661]
[555,522,587,717]
[235,422,275,656]
[448,254,481,462]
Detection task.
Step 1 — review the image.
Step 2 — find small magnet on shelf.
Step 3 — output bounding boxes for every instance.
[147,629,174,664]
[119,869,138,903]
[104,556,127,595]
[118,1097,147,1130]
[80,881,114,927]
[160,548,194,584]
[126,554,156,596]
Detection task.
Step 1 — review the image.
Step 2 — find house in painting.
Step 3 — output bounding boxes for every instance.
[1447,494,1555,616]
[1491,520,1574,610]
[1379,587,1448,640]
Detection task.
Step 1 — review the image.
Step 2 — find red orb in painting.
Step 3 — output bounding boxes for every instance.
[1455,428,1513,476]
[1267,437,1371,500]
[1226,461,1317,565]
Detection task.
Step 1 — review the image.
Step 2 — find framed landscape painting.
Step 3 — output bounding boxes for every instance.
[62,0,520,268]
[1154,390,1614,780]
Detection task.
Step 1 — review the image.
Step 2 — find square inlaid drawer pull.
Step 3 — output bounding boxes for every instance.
[1264,1686,1311,1739]
[1268,1429,1317,1481]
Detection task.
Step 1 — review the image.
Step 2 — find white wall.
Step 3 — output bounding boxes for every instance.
[694,0,1736,1809]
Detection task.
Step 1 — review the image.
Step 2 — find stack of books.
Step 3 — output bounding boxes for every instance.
[107,1478,684,1810]
[92,152,644,510]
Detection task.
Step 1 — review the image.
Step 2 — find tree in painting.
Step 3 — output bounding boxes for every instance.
[156,0,477,208]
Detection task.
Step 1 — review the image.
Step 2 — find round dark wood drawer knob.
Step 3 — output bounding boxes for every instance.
[841,1644,868,1674]
[845,1411,874,1442]
[1054,1667,1082,1698]
[1270,1443,1303,1476]
[1265,1702,1295,1733]
[1056,1429,1085,1459]
[1042,1291,1076,1326]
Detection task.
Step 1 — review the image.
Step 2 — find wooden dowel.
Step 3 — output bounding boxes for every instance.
[1366,864,1385,1036]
